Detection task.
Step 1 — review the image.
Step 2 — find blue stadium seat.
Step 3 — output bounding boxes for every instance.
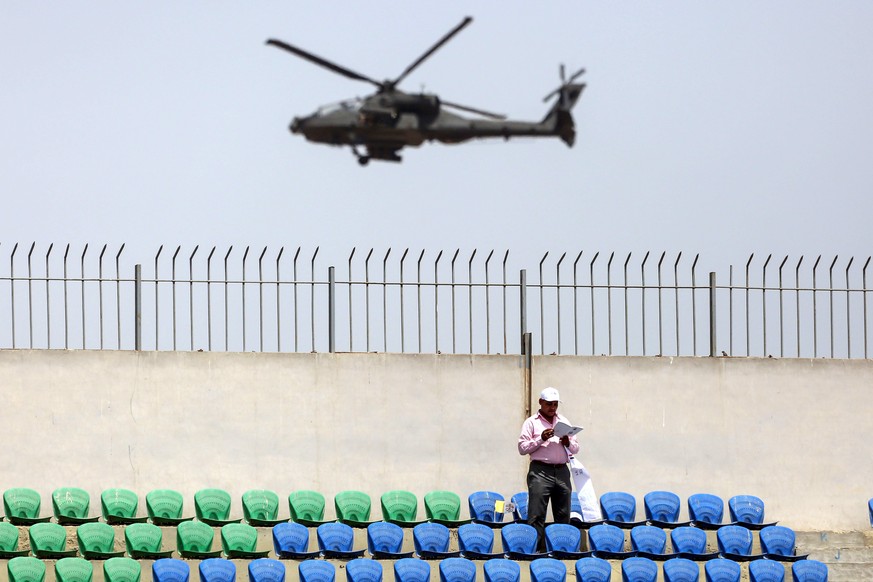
[630,525,676,560]
[574,556,612,582]
[413,522,461,560]
[316,522,365,559]
[790,560,828,582]
[345,559,382,582]
[868,498,873,528]
[248,560,286,582]
[703,558,740,582]
[662,557,699,582]
[271,522,320,560]
[688,494,725,530]
[599,492,646,529]
[298,561,335,582]
[500,523,546,560]
[620,557,657,582]
[748,559,786,582]
[468,492,506,527]
[151,559,189,582]
[670,527,718,561]
[544,523,592,559]
[529,558,566,582]
[393,559,431,582]
[198,559,236,582]
[438,558,477,582]
[587,523,634,559]
[367,521,413,559]
[643,491,691,528]
[510,493,528,522]
[727,496,776,530]
[458,523,504,560]
[716,525,765,561]
[483,559,520,582]
[759,526,809,562]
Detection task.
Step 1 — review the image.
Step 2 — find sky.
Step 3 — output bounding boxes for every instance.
[2,2,872,275]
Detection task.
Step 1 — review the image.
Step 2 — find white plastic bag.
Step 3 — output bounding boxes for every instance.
[566,449,602,521]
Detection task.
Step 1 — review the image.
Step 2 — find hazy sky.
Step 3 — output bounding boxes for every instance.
[2,2,871,272]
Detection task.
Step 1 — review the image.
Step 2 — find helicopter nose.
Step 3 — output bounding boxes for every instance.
[290,117,302,133]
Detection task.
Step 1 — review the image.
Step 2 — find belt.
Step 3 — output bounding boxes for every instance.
[531,460,566,466]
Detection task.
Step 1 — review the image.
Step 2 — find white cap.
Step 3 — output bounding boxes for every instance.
[539,387,561,402]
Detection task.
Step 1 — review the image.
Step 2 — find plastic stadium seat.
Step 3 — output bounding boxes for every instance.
[221,523,270,559]
[7,557,46,582]
[0,521,30,558]
[367,521,414,559]
[103,558,141,582]
[748,559,786,582]
[248,559,286,582]
[458,523,504,560]
[790,560,828,582]
[3,488,52,526]
[438,558,477,582]
[196,489,242,527]
[688,494,725,530]
[316,522,366,559]
[299,561,336,582]
[176,520,222,559]
[620,557,658,582]
[716,525,765,561]
[501,522,546,560]
[468,491,506,527]
[394,558,431,582]
[152,559,190,582]
[574,557,612,582]
[510,492,528,521]
[413,522,461,559]
[146,490,195,526]
[727,495,777,530]
[335,491,381,528]
[29,522,79,559]
[670,527,718,561]
[243,490,287,527]
[272,522,321,559]
[101,489,149,525]
[55,558,93,582]
[530,558,566,582]
[199,559,236,582]
[483,559,520,582]
[346,559,383,582]
[599,492,647,529]
[544,523,592,559]
[630,525,677,560]
[703,558,741,582]
[662,557,700,582]
[424,491,472,527]
[289,490,335,527]
[644,491,691,528]
[124,523,174,559]
[52,487,100,525]
[381,490,427,527]
[77,522,125,559]
[869,498,873,528]
[760,526,809,562]
[588,523,634,559]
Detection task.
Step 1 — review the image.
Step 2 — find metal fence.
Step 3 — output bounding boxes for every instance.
[1,243,870,358]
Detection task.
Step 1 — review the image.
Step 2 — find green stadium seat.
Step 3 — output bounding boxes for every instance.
[196,489,242,527]
[289,490,335,527]
[335,490,380,528]
[381,490,427,527]
[77,522,125,559]
[0,521,30,558]
[103,558,142,582]
[3,488,52,526]
[29,522,79,559]
[52,488,100,525]
[146,489,195,526]
[221,523,270,559]
[101,489,149,525]
[424,491,471,527]
[242,489,287,527]
[55,558,93,582]
[124,522,174,559]
[7,556,47,582]
[177,520,222,559]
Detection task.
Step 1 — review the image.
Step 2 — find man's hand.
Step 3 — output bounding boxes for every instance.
[541,428,555,441]
[560,435,571,447]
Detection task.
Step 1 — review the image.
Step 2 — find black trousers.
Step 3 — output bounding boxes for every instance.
[526,460,572,552]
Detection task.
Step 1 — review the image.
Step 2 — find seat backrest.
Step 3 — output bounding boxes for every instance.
[413,522,451,554]
[630,525,667,554]
[77,522,118,553]
[248,559,286,582]
[424,491,462,522]
[716,525,754,556]
[458,523,495,554]
[317,522,356,552]
[510,492,528,521]
[52,487,92,519]
[643,491,681,523]
[101,489,140,520]
[790,560,828,582]
[125,523,165,552]
[0,522,22,552]
[599,491,637,523]
[574,557,611,582]
[759,525,796,557]
[671,526,708,554]
[7,557,47,582]
[196,489,233,521]
[367,521,405,554]
[748,559,785,582]
[198,559,236,582]
[29,522,68,552]
[55,558,93,582]
[4,488,43,519]
[381,490,419,522]
[146,490,185,520]
[299,561,336,582]
[289,490,327,522]
[272,522,312,554]
[346,559,383,582]
[468,491,504,523]
[483,559,520,582]
[588,524,625,553]
[335,491,373,522]
[394,559,431,582]
[438,558,477,582]
[688,493,724,526]
[152,559,190,582]
[177,520,216,553]
[728,495,766,526]
[869,498,873,528]
[501,523,538,554]
[620,557,658,582]
[662,557,699,582]
[703,558,740,582]
[103,558,141,582]
[221,523,259,552]
[242,490,280,522]
[530,558,566,582]
[545,523,581,553]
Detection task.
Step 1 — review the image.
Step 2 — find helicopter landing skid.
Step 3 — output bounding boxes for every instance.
[352,145,401,166]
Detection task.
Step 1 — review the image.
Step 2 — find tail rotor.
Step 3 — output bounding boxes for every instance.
[542,64,585,107]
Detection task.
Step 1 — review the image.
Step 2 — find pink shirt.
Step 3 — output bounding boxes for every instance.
[518,411,580,464]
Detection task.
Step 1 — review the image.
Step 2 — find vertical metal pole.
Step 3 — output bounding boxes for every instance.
[485,250,494,354]
[224,247,232,351]
[795,257,803,357]
[590,253,599,355]
[573,251,583,356]
[557,252,566,355]
[673,253,682,356]
[641,252,649,356]
[846,257,854,358]
[863,257,871,359]
[502,251,509,354]
[623,253,631,356]
[328,266,336,353]
[468,249,476,354]
[709,272,717,357]
[10,243,17,349]
[63,244,69,349]
[417,250,424,352]
[310,247,319,352]
[242,246,250,352]
[812,255,821,357]
[99,244,107,350]
[172,246,180,351]
[400,248,408,353]
[365,248,373,352]
[276,247,284,352]
[135,264,142,351]
[539,252,548,355]
[778,256,788,358]
[154,246,162,350]
[115,245,124,349]
[81,244,88,349]
[383,248,391,353]
[606,252,613,356]
[829,255,838,358]
[348,248,355,352]
[523,332,532,419]
[519,269,527,355]
[190,246,200,351]
[745,254,753,357]
[41,244,50,349]
[207,247,215,351]
[434,251,443,353]
[451,249,459,354]
[293,247,300,352]
[258,246,267,352]
[657,252,665,356]
[762,254,771,356]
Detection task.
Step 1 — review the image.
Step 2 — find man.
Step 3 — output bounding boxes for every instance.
[517,386,579,551]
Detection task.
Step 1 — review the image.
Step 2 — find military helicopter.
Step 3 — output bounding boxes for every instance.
[266,17,585,165]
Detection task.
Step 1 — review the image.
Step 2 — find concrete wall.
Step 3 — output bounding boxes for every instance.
[0,350,870,530]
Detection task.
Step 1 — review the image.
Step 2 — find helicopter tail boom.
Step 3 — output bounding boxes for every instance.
[541,83,585,147]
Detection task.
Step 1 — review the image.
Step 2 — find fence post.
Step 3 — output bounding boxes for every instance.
[709,271,716,357]
[523,332,532,418]
[328,266,336,353]
[519,269,527,355]
[134,264,142,351]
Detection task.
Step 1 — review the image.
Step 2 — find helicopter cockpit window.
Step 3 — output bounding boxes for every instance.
[314,99,362,117]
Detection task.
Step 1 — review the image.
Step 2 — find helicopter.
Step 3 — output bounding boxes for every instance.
[266,16,585,165]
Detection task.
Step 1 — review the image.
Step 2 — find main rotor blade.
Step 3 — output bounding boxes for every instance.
[442,99,506,120]
[266,38,383,89]
[391,16,473,88]
[543,67,586,102]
